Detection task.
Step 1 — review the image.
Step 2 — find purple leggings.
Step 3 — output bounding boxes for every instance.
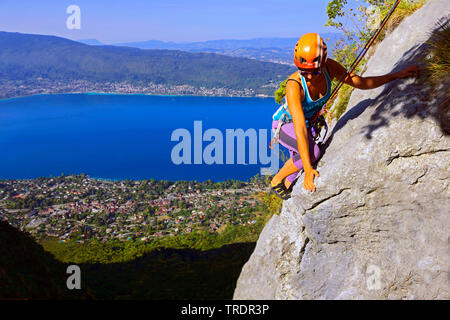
[272,120,321,184]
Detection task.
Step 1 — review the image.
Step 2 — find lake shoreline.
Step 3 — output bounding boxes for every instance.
[0,91,274,102]
[0,172,257,184]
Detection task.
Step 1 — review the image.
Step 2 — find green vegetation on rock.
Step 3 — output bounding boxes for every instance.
[273,0,426,121]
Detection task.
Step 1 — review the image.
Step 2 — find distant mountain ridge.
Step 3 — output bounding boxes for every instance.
[112,34,344,65]
[113,34,342,50]
[77,38,104,46]
[0,31,296,99]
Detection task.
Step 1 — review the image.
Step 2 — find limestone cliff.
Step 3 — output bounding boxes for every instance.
[234,0,450,300]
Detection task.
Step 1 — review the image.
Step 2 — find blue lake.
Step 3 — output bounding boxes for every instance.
[0,94,283,182]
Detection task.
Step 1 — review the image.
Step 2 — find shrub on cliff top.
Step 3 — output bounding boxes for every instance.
[424,20,450,87]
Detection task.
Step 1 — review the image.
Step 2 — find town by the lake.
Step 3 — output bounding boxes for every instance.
[0,174,267,243]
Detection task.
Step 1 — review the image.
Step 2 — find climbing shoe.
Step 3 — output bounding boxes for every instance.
[271,180,292,200]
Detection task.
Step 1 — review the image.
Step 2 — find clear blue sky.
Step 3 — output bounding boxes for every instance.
[0,0,335,43]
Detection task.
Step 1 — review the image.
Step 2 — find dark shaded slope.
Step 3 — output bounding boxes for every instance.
[79,242,256,300]
[0,221,89,299]
[0,219,256,299]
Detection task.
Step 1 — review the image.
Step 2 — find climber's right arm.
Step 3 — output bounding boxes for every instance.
[326,58,419,90]
[286,80,320,192]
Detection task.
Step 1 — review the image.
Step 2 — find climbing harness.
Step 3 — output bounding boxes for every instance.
[269,99,288,150]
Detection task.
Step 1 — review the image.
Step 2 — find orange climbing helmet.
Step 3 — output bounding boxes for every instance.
[294,33,328,70]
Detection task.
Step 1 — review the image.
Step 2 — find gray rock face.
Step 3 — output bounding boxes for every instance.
[234,0,450,300]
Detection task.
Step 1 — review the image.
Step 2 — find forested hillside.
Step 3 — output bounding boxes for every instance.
[0,31,295,98]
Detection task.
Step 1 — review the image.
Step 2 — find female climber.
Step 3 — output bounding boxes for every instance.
[271,33,419,199]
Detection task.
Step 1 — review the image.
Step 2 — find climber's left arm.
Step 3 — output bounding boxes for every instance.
[326,58,419,90]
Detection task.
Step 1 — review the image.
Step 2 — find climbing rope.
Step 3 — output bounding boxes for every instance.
[270,0,402,150]
[311,0,402,127]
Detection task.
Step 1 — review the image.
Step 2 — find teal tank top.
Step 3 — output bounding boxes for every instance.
[272,67,332,128]
[299,68,332,126]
